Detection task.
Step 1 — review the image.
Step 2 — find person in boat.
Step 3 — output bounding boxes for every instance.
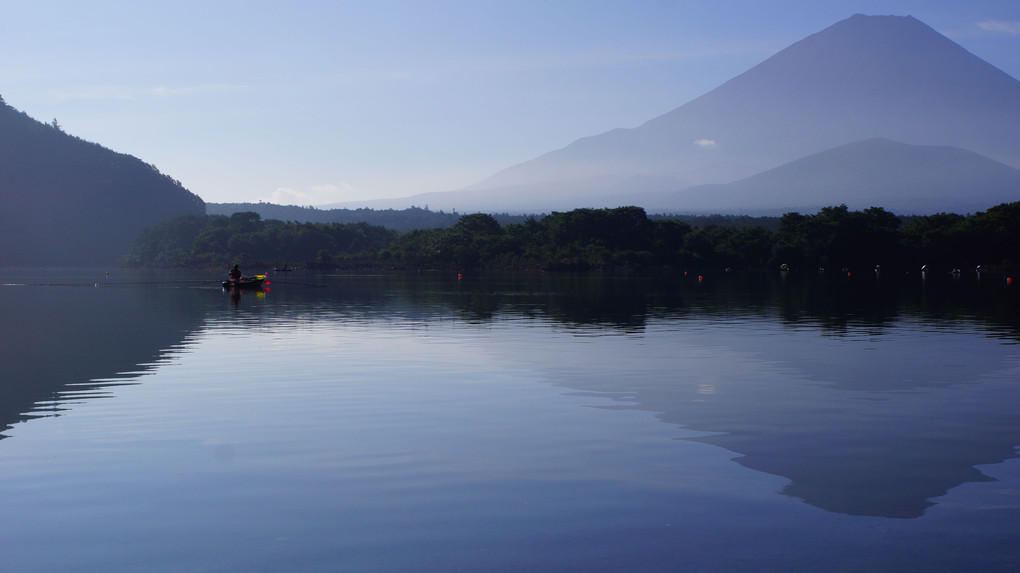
[228,264,243,283]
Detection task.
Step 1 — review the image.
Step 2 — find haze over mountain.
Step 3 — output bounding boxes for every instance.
[640,138,1020,215]
[0,97,205,265]
[336,14,1020,214]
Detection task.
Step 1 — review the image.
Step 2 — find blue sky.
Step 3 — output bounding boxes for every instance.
[2,1,1019,206]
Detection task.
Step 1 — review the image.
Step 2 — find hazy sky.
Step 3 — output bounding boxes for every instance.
[2,1,1019,206]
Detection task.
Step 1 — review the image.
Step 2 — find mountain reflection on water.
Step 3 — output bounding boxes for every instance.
[1,268,1017,520]
[440,272,1020,518]
[0,269,213,438]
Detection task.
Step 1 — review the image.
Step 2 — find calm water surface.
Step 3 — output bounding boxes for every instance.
[0,268,1018,572]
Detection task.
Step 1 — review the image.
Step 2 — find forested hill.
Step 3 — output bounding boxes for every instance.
[0,96,204,265]
[125,204,1020,276]
[207,202,536,232]
[206,202,778,232]
[207,203,461,231]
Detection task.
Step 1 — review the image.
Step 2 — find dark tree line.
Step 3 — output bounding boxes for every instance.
[207,202,783,233]
[206,203,537,232]
[390,203,1020,274]
[124,203,1020,275]
[123,212,397,268]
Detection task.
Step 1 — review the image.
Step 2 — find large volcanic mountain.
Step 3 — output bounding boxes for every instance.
[375,14,1020,214]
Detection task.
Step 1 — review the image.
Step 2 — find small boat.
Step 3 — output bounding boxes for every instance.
[222,274,268,289]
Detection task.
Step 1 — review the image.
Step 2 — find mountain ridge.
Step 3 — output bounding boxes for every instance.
[642,138,1020,215]
[336,14,1020,214]
[0,97,205,265]
[479,14,1020,183]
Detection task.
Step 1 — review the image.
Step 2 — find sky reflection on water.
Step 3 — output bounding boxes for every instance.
[0,268,1017,571]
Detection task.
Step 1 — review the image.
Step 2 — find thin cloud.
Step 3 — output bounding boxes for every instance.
[977,20,1020,35]
[694,139,718,149]
[260,183,357,206]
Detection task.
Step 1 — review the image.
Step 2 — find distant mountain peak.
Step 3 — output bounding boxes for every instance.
[424,13,1020,215]
[845,13,919,23]
[654,138,1020,215]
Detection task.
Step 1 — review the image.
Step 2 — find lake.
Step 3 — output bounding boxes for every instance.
[0,267,1018,572]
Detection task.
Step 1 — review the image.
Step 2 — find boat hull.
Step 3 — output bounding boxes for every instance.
[222,275,266,290]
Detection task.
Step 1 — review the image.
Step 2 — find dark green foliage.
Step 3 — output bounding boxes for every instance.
[209,202,783,235]
[126,202,1020,275]
[771,205,901,270]
[206,203,460,232]
[899,212,968,269]
[206,203,537,232]
[393,207,672,271]
[450,213,502,236]
[123,212,397,268]
[650,213,782,231]
[900,202,1020,272]
[683,225,777,270]
[126,214,211,267]
[652,219,692,265]
[963,203,1020,269]
[0,97,205,265]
